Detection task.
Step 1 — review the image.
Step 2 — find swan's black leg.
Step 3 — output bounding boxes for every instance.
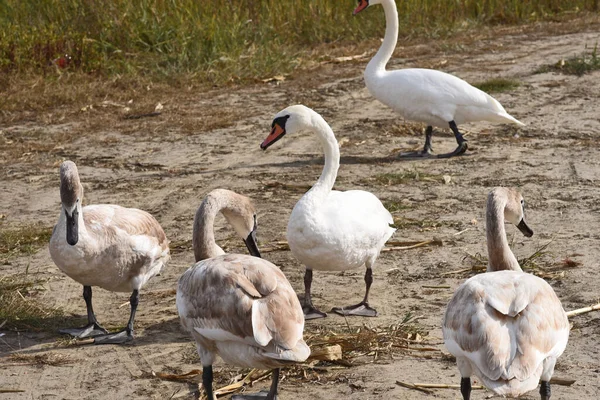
[434,120,468,158]
[59,285,108,338]
[302,269,327,320]
[460,377,471,400]
[540,380,551,400]
[203,366,215,400]
[398,125,434,158]
[422,125,434,154]
[93,289,138,344]
[231,369,280,399]
[332,268,378,317]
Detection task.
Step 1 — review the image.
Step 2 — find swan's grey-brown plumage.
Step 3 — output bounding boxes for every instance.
[177,189,309,400]
[49,160,170,344]
[443,188,569,399]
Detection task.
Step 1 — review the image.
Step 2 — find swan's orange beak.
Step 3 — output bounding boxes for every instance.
[353,0,369,15]
[261,123,286,150]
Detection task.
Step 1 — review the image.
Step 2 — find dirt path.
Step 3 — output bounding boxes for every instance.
[1,20,600,400]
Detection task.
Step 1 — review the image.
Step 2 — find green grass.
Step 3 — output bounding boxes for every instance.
[0,223,53,260]
[473,77,521,93]
[374,169,441,186]
[535,44,600,76]
[383,199,412,214]
[0,0,598,85]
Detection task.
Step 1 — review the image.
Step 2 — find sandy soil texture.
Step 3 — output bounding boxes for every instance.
[1,20,600,400]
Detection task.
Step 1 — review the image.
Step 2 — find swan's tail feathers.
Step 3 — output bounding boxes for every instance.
[262,340,311,364]
[497,112,525,126]
[486,95,525,126]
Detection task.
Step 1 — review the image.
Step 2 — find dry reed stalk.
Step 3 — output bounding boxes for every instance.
[382,238,443,252]
[566,303,600,318]
[413,383,484,389]
[395,380,434,394]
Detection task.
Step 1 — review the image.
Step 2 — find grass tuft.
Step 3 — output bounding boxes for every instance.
[473,77,521,93]
[0,275,67,332]
[535,44,600,76]
[0,223,53,260]
[374,169,441,186]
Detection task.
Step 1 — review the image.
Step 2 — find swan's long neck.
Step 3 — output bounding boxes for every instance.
[486,193,522,272]
[305,111,340,200]
[193,196,226,262]
[366,0,399,77]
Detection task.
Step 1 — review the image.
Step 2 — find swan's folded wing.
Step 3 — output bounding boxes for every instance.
[324,190,395,244]
[177,256,259,344]
[177,254,307,360]
[444,272,569,382]
[83,204,169,256]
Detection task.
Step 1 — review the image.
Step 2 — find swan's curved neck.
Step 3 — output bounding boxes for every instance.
[306,111,340,199]
[486,193,522,272]
[193,196,226,262]
[366,0,399,76]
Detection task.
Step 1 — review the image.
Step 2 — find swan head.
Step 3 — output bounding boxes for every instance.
[261,105,312,150]
[215,190,261,258]
[59,160,83,246]
[491,187,533,238]
[353,0,374,15]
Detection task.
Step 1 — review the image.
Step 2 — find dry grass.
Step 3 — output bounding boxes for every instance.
[0,275,66,332]
[5,352,77,367]
[0,223,53,260]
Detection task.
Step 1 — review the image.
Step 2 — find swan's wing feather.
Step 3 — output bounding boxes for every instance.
[443,272,569,382]
[177,254,306,356]
[83,204,169,255]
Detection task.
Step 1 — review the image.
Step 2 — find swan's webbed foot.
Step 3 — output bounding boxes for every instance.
[60,322,108,338]
[232,392,277,400]
[302,304,327,320]
[434,141,468,159]
[92,329,134,345]
[331,301,378,317]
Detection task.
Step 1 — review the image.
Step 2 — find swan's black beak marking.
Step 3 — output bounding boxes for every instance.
[66,208,79,245]
[517,219,533,238]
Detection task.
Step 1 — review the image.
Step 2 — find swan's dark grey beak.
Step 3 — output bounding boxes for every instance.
[517,219,533,237]
[243,227,261,258]
[66,208,79,245]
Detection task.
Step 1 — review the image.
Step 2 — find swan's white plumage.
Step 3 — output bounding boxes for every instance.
[442,188,568,397]
[273,105,395,273]
[362,0,523,129]
[289,189,394,271]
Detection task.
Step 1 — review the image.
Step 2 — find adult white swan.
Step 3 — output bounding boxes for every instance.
[49,161,170,344]
[177,189,309,400]
[443,188,569,400]
[261,105,395,319]
[354,0,524,158]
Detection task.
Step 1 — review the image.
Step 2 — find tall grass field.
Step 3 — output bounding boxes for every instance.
[0,0,598,84]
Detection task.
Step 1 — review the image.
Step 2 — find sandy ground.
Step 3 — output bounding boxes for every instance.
[1,19,600,400]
